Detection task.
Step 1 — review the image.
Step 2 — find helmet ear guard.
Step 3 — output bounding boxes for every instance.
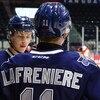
[66,20,72,33]
[6,27,12,42]
[7,31,11,41]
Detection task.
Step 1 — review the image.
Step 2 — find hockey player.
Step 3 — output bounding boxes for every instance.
[0,15,34,66]
[0,2,100,100]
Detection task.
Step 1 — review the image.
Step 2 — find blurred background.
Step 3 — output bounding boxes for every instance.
[0,0,100,65]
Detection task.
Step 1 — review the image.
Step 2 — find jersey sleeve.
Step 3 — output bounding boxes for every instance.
[85,67,100,99]
[0,69,7,100]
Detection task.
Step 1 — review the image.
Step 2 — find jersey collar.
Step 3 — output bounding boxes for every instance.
[37,42,63,51]
[6,49,14,57]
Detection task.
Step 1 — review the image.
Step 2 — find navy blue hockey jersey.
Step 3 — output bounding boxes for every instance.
[0,49,13,66]
[0,49,13,100]
[0,44,100,100]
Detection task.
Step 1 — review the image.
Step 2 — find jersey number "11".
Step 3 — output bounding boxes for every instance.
[20,88,53,100]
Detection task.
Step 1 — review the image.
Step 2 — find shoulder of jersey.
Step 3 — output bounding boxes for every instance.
[62,51,79,60]
[77,52,100,74]
[64,51,99,71]
[0,50,7,56]
[11,52,32,63]
[0,50,10,65]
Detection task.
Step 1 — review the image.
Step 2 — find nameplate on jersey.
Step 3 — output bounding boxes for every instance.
[1,67,83,90]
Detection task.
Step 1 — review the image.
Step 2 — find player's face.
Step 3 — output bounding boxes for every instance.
[11,31,32,53]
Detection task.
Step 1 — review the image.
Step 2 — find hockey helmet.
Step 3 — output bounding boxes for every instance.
[8,15,34,34]
[34,2,72,38]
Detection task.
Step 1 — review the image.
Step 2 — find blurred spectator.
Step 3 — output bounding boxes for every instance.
[77,45,94,60]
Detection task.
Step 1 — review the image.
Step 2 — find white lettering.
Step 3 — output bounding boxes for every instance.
[42,68,51,84]
[71,72,83,89]
[1,71,11,86]
[1,67,83,90]
[1,68,15,86]
[62,70,73,87]
[33,68,42,83]
[24,67,32,83]
[50,69,55,84]
[16,67,23,83]
[54,69,64,85]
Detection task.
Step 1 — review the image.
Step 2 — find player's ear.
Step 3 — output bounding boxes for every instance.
[62,32,68,39]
